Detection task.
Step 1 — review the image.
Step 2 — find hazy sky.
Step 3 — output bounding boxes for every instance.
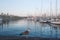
[0,0,60,16]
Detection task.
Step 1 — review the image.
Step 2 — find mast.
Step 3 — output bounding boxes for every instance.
[50,0,53,38]
[55,0,58,38]
[56,0,57,18]
[50,0,52,19]
[40,0,43,19]
[40,0,43,37]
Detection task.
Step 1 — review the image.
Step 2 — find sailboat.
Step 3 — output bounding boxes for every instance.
[51,19,60,25]
[50,0,60,25]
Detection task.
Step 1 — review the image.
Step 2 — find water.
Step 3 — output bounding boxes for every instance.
[0,19,60,38]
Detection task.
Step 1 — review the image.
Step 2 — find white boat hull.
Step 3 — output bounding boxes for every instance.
[51,22,60,25]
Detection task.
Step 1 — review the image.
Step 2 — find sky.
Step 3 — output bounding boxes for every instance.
[0,0,60,16]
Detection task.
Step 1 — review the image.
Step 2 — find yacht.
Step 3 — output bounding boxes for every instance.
[51,19,60,25]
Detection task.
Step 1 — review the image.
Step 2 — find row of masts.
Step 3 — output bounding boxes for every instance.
[28,0,58,18]
[41,0,58,17]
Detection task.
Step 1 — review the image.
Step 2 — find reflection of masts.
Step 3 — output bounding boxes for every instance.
[27,17,30,29]
[55,27,57,39]
[35,22,36,37]
[53,26,57,39]
[1,23,3,31]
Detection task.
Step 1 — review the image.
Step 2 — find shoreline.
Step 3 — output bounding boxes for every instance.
[0,36,60,40]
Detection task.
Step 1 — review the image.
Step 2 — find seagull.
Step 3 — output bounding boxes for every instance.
[20,28,30,35]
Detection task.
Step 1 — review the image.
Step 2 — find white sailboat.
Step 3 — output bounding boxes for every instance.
[50,0,60,25]
[51,19,60,25]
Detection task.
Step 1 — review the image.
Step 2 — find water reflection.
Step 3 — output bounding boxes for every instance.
[47,23,60,38]
[0,20,60,38]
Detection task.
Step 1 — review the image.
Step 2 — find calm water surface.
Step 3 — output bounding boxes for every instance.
[0,19,60,38]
